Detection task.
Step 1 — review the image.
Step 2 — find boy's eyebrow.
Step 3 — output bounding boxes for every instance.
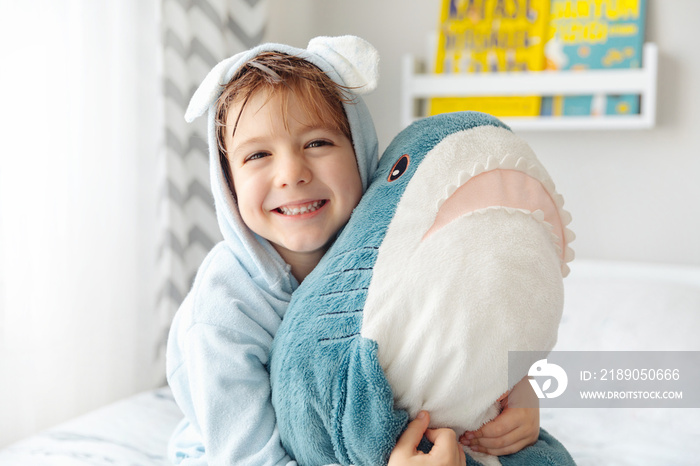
[229,136,269,157]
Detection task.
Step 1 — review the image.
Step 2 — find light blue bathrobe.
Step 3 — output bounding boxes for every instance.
[166,36,380,465]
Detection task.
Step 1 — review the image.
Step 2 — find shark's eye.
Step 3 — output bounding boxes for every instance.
[388,154,410,182]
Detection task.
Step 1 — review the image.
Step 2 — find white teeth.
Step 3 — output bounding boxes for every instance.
[553,193,565,209]
[554,243,563,257]
[278,200,324,216]
[514,157,529,171]
[543,178,556,194]
[471,162,486,178]
[560,209,573,226]
[526,163,543,181]
[531,209,545,222]
[564,246,575,262]
[485,155,499,171]
[561,263,571,278]
[500,154,517,169]
[458,171,470,186]
[564,228,576,244]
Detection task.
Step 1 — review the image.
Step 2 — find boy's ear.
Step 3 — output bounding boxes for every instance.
[307,35,380,95]
[185,51,249,123]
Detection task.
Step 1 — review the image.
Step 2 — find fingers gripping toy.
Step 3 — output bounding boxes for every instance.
[270,112,575,466]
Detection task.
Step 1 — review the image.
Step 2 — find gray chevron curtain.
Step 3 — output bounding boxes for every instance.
[157,0,268,368]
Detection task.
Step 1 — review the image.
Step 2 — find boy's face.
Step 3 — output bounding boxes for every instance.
[225,89,362,266]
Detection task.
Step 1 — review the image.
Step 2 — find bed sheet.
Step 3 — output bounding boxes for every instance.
[541,259,700,465]
[0,387,181,465]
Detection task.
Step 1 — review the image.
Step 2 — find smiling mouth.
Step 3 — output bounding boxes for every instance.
[276,200,327,216]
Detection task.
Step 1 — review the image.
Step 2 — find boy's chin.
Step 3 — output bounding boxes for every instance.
[272,239,330,262]
[286,231,339,253]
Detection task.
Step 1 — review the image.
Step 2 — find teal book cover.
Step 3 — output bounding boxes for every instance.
[541,0,647,117]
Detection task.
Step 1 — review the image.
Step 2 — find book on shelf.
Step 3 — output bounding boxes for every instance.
[430,0,551,118]
[541,0,647,117]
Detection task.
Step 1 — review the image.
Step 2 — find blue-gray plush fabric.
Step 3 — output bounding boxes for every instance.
[269,112,575,466]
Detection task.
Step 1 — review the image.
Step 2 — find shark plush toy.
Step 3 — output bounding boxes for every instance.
[270,112,576,466]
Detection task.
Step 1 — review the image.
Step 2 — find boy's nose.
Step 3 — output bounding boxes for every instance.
[276,153,312,188]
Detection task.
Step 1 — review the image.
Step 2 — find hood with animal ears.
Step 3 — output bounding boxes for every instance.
[184,35,380,288]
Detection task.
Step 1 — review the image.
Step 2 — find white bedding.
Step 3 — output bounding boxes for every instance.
[0,387,181,465]
[1,259,698,465]
[543,260,700,465]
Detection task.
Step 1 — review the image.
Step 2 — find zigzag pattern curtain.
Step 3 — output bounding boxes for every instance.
[157,0,268,365]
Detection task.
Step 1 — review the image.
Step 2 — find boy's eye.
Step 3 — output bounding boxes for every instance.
[245,152,270,163]
[306,139,332,149]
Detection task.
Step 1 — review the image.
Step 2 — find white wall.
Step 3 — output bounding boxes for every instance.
[268,0,700,266]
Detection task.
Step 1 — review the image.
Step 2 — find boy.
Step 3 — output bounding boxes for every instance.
[167,36,536,465]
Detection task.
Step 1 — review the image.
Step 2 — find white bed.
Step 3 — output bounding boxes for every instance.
[0,387,181,465]
[1,259,699,465]
[541,260,700,465]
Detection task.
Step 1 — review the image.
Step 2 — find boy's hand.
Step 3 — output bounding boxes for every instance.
[389,411,466,466]
[459,376,539,456]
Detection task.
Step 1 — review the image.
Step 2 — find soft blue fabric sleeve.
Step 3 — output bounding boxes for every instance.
[167,244,298,466]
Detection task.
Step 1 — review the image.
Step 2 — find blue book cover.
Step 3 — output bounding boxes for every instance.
[541,0,647,117]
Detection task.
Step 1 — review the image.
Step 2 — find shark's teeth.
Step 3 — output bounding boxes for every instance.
[433,154,576,271]
[561,263,571,277]
[550,231,561,244]
[471,162,486,178]
[542,178,556,194]
[514,157,529,171]
[447,154,559,201]
[564,246,575,262]
[458,170,471,186]
[468,206,529,217]
[485,155,500,171]
[455,206,575,276]
[554,243,563,257]
[564,228,576,244]
[560,209,573,226]
[553,193,565,209]
[527,163,544,181]
[500,154,518,169]
[445,184,458,199]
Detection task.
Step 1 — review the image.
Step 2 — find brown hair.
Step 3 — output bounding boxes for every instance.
[215,52,354,195]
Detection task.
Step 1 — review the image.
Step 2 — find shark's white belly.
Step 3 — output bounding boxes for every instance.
[360,125,568,434]
[362,207,563,433]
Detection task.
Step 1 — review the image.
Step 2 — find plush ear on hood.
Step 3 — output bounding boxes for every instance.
[306,35,379,94]
[184,35,380,123]
[184,51,248,123]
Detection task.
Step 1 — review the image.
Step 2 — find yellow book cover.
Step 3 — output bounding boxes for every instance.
[430,0,550,117]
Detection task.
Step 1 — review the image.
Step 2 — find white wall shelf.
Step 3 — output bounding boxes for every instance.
[401,42,658,131]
